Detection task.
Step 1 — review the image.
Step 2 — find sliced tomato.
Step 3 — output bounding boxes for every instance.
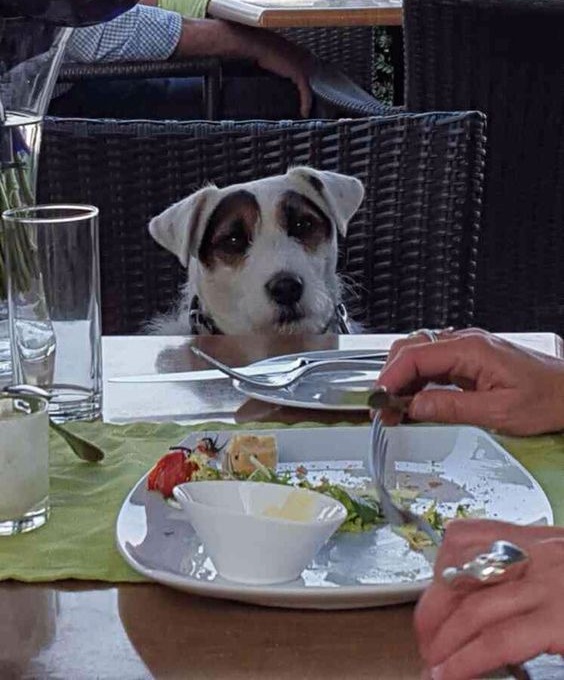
[147,450,190,498]
[185,459,200,481]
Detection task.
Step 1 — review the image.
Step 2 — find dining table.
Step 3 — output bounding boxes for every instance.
[206,0,402,28]
[2,331,564,679]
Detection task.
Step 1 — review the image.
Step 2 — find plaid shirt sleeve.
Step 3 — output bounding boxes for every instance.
[65,4,183,63]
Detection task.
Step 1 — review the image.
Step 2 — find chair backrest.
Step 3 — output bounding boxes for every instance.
[404,0,564,334]
[279,27,376,93]
[38,113,485,335]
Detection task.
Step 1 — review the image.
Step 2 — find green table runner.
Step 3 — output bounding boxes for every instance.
[0,421,563,583]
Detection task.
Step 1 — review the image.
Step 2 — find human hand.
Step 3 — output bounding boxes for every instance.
[415,519,564,680]
[176,19,314,117]
[376,329,564,435]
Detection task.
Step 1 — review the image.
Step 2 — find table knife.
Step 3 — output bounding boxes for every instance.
[108,352,388,384]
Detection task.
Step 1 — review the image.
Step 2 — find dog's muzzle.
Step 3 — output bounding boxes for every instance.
[265,273,304,306]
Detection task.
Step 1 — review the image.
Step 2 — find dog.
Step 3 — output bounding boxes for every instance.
[147,166,364,335]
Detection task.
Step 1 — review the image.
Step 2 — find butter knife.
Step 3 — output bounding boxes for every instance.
[108,352,388,384]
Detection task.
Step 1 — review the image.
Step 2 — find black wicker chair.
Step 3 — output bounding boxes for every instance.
[403,0,564,335]
[278,27,377,93]
[55,26,378,120]
[56,57,225,119]
[38,112,485,335]
[321,0,564,335]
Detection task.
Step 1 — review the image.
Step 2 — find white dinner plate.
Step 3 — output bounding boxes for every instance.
[233,349,383,410]
[116,425,553,610]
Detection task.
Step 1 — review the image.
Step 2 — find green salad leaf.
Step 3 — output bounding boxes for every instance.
[179,439,474,547]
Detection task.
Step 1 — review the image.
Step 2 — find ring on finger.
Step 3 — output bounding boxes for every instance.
[441,540,529,590]
[407,327,456,343]
[407,328,440,343]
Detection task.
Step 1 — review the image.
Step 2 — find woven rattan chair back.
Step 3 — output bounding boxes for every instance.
[280,27,376,92]
[38,114,485,335]
[405,0,564,333]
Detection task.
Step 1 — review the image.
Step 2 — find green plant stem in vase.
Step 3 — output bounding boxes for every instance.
[0,120,43,377]
[0,4,136,378]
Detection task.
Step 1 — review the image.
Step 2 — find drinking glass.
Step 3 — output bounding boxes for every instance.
[0,392,49,535]
[2,204,102,422]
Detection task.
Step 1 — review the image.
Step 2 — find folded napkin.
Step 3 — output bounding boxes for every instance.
[0,421,562,584]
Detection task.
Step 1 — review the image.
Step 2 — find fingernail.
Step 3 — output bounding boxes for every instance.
[411,395,435,420]
[431,665,445,680]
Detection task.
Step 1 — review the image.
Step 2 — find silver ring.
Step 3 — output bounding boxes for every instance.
[407,328,440,343]
[441,540,529,589]
[407,327,456,343]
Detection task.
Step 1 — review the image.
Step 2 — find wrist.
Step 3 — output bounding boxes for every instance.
[214,20,260,60]
[542,359,564,433]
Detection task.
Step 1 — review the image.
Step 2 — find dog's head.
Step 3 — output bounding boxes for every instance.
[149,166,364,334]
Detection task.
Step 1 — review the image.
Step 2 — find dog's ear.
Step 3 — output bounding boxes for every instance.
[287,166,365,236]
[148,186,217,267]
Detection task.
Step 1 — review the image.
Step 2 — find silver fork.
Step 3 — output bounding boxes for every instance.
[369,415,530,679]
[369,412,442,547]
[190,346,385,390]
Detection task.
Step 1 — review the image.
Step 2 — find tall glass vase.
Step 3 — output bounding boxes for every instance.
[0,0,136,379]
[0,19,71,377]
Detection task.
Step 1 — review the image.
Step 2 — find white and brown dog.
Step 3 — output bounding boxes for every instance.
[148,166,364,335]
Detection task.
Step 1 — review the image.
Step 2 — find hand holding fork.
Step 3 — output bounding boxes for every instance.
[367,391,531,680]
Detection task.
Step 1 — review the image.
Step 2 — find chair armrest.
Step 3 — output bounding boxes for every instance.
[58,58,223,82]
[310,62,402,118]
[58,58,224,118]
[57,58,398,121]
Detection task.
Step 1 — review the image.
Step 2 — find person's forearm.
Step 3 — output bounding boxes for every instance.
[173,17,313,117]
[173,19,258,60]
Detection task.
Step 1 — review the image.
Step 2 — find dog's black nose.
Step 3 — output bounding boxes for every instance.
[265,273,304,305]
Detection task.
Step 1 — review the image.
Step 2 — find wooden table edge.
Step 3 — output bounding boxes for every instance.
[207,0,402,27]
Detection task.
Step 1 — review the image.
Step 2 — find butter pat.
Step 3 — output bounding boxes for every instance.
[225,434,278,474]
[263,490,315,522]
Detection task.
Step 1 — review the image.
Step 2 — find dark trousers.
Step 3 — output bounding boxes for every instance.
[49,75,301,120]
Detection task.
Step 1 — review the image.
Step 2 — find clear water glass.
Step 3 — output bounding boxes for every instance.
[0,393,49,535]
[2,204,102,422]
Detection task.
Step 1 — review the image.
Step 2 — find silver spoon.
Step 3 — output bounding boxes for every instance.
[2,385,104,463]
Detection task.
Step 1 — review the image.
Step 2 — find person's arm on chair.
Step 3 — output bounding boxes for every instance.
[91,2,313,114]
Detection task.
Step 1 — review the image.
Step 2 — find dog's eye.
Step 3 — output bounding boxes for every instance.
[288,217,313,238]
[216,225,249,253]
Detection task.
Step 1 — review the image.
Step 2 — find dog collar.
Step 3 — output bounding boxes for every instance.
[189,295,222,335]
[335,302,353,334]
[188,296,352,335]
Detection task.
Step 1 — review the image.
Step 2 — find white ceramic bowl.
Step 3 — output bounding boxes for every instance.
[173,481,347,585]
